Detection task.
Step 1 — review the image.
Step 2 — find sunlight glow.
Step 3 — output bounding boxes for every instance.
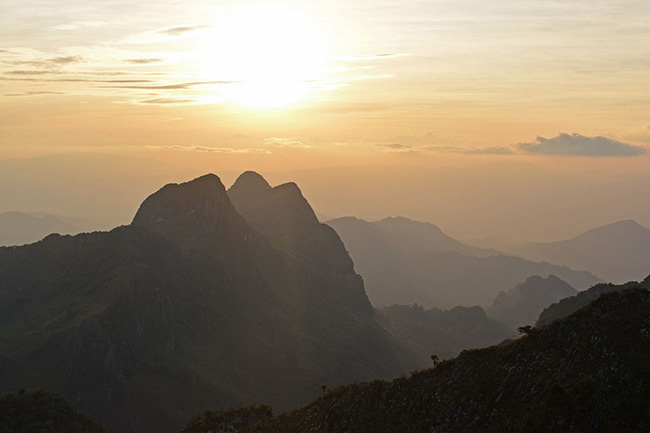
[199,6,329,108]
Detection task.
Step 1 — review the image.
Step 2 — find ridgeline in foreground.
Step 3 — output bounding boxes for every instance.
[183,288,650,433]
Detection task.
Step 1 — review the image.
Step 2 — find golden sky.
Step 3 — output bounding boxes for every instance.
[1,0,650,240]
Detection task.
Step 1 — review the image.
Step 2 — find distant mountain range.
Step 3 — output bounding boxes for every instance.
[182,288,650,433]
[0,173,417,433]
[0,211,116,246]
[487,274,577,329]
[327,216,600,308]
[509,219,650,284]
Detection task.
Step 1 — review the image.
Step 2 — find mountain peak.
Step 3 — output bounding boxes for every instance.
[228,171,272,201]
[131,174,248,249]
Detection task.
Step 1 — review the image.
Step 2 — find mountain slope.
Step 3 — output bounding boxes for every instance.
[327,216,600,308]
[487,274,577,329]
[536,274,650,326]
[182,288,650,433]
[375,304,513,362]
[512,219,650,283]
[0,174,415,433]
[0,389,109,433]
[375,216,498,258]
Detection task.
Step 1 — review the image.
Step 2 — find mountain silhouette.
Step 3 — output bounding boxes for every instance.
[0,173,416,433]
[327,216,600,308]
[182,287,650,433]
[511,219,650,283]
[487,274,577,329]
[375,304,513,362]
[536,274,650,326]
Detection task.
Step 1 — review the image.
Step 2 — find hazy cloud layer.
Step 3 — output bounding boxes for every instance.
[126,58,163,64]
[160,145,270,154]
[138,98,196,105]
[377,143,412,149]
[105,81,236,90]
[4,91,64,97]
[265,137,311,148]
[517,133,646,156]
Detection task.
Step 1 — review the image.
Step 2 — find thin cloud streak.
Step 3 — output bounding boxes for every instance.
[103,80,238,90]
[156,145,270,154]
[158,24,210,36]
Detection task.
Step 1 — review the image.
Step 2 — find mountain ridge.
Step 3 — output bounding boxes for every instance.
[511,219,650,283]
[0,173,417,433]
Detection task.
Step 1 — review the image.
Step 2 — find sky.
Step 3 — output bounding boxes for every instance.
[1,0,650,241]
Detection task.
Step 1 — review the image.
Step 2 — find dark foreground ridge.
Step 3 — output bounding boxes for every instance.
[0,389,108,433]
[182,288,650,433]
[537,274,650,326]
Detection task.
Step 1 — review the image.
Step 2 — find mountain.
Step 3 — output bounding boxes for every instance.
[0,211,116,246]
[327,216,600,308]
[0,389,109,433]
[511,220,650,283]
[374,217,499,258]
[536,274,650,327]
[375,304,513,362]
[0,173,416,433]
[182,288,650,433]
[487,275,577,329]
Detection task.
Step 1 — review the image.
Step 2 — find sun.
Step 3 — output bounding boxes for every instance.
[200,6,329,108]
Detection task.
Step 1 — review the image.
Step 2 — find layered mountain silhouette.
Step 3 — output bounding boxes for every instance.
[0,211,115,246]
[510,219,650,283]
[0,173,416,433]
[487,274,577,329]
[182,288,650,433]
[375,304,513,362]
[537,274,650,326]
[327,216,600,308]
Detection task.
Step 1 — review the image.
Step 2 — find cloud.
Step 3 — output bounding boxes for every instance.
[376,143,412,149]
[158,25,210,36]
[419,144,515,155]
[342,53,410,61]
[380,133,513,155]
[5,70,51,75]
[138,98,196,105]
[3,91,64,97]
[389,132,438,146]
[516,133,646,156]
[104,80,236,90]
[125,58,163,64]
[159,145,270,154]
[462,146,515,155]
[118,24,210,44]
[49,56,82,65]
[264,137,311,148]
[7,55,83,68]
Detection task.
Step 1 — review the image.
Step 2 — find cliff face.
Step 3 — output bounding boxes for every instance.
[0,173,415,433]
[183,288,650,433]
